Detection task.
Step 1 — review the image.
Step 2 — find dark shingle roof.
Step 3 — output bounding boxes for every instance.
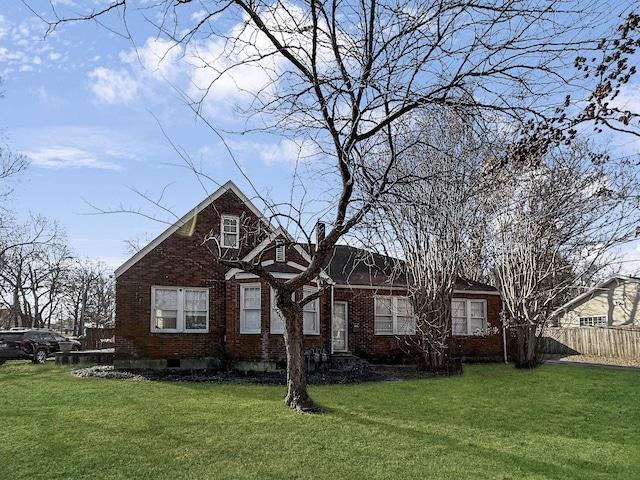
[321,244,405,287]
[453,277,498,292]
[298,243,497,292]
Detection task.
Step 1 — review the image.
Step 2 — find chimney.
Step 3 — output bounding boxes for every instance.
[315,221,326,251]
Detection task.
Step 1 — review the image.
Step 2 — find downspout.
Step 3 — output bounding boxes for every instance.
[502,324,508,363]
[330,284,335,354]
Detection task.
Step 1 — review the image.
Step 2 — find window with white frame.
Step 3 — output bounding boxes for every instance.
[270,288,286,334]
[374,296,416,335]
[221,215,240,248]
[579,316,607,327]
[303,287,320,335]
[240,284,261,334]
[151,287,209,333]
[452,299,487,335]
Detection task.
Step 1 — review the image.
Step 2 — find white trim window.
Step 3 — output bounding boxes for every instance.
[303,286,320,335]
[579,316,607,327]
[221,215,240,248]
[452,299,487,335]
[270,287,286,334]
[151,287,209,333]
[374,296,415,335]
[240,283,262,334]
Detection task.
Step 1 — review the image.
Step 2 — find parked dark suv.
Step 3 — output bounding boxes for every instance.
[0,330,81,365]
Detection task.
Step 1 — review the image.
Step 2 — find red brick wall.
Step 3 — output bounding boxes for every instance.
[333,286,415,361]
[333,287,505,363]
[224,278,329,362]
[115,186,505,365]
[448,293,505,362]
[115,189,266,361]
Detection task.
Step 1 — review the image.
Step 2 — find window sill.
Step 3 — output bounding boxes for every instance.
[151,330,210,334]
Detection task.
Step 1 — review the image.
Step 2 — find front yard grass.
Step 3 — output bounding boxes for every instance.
[0,362,637,479]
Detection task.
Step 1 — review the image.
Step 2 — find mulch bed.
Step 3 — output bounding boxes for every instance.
[72,363,456,385]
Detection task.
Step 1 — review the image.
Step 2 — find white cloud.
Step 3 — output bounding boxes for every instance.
[614,84,640,113]
[0,15,8,38]
[26,146,123,170]
[259,139,305,165]
[85,4,311,120]
[88,66,138,104]
[0,46,22,62]
[14,125,157,171]
[121,38,184,81]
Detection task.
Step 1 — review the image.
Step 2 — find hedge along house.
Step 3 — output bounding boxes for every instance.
[114,181,504,370]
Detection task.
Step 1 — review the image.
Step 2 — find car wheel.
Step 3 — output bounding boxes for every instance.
[33,349,48,364]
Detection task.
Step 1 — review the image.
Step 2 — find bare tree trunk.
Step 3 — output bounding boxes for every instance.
[11,288,20,328]
[514,325,540,369]
[280,300,317,412]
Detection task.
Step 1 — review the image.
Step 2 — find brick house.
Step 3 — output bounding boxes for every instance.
[114,181,505,370]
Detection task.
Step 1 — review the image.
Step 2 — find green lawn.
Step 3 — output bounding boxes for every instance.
[0,362,638,480]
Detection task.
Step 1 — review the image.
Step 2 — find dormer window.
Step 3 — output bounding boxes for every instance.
[221,215,239,248]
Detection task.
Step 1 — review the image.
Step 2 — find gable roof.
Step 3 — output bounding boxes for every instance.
[114,181,268,278]
[223,227,330,282]
[550,275,640,318]
[114,181,500,294]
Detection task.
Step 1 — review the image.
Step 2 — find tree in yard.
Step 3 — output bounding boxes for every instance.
[361,107,498,370]
[33,1,640,409]
[485,142,640,368]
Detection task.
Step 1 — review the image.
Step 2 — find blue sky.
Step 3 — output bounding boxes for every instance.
[0,0,310,270]
[1,0,640,275]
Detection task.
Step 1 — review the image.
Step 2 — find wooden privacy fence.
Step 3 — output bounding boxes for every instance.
[540,327,640,358]
[81,327,115,350]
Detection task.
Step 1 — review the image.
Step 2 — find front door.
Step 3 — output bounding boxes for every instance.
[332,301,348,352]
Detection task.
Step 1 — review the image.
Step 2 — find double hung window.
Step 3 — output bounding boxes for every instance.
[270,287,319,334]
[270,288,286,334]
[452,299,487,335]
[374,296,415,335]
[221,215,239,248]
[151,287,209,333]
[240,284,261,334]
[302,287,320,335]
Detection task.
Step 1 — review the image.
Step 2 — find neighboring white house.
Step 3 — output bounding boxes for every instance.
[551,276,640,328]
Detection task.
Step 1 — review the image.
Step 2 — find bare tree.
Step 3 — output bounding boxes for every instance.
[123,233,154,257]
[24,238,72,329]
[0,215,69,328]
[62,259,115,335]
[87,271,116,329]
[486,142,640,368]
[361,108,497,370]
[31,1,640,410]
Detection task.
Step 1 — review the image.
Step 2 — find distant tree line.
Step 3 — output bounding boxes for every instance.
[0,79,114,334]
